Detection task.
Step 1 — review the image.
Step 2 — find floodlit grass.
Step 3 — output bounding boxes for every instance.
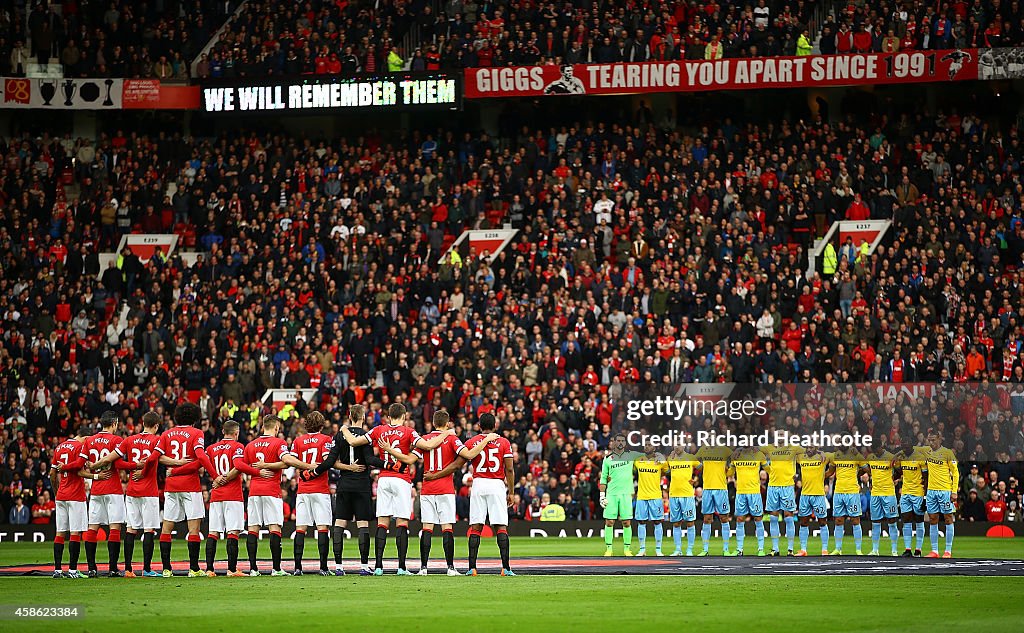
[1,537,1022,632]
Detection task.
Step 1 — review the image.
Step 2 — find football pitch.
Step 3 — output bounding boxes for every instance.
[1,537,1023,632]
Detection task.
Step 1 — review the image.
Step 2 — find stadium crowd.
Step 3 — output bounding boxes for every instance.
[0,0,237,79]
[193,0,1024,79]
[1,91,1024,525]
[4,0,1024,81]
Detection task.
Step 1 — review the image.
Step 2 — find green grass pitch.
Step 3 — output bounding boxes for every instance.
[1,537,1023,632]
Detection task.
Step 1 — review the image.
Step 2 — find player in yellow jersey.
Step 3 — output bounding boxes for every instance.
[829,447,866,555]
[695,444,735,556]
[633,443,667,556]
[897,444,929,557]
[730,447,767,556]
[796,446,833,556]
[666,445,700,556]
[924,430,958,558]
[763,443,803,556]
[864,444,900,556]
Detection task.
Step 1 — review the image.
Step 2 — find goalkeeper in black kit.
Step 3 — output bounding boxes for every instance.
[301,405,384,576]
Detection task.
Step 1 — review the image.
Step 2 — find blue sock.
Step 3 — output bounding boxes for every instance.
[784,516,796,551]
[701,524,711,552]
[916,522,925,550]
[721,522,731,551]
[799,525,809,551]
[673,526,682,552]
[889,523,900,552]
[736,522,746,551]
[637,524,647,551]
[853,523,863,550]
[756,520,765,550]
[820,524,829,552]
[654,523,663,551]
[903,522,912,550]
[686,526,695,551]
[944,523,954,553]
[835,524,845,550]
[872,522,882,550]
[769,515,780,550]
[929,523,939,552]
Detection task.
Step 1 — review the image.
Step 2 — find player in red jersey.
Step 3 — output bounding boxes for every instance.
[82,411,141,577]
[431,412,515,576]
[154,403,219,577]
[92,411,168,577]
[245,415,316,576]
[171,419,268,577]
[290,411,334,576]
[381,409,497,575]
[303,404,386,576]
[50,429,111,579]
[341,402,453,576]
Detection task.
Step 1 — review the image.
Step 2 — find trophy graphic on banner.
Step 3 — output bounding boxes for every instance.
[102,79,115,106]
[38,79,57,106]
[61,79,77,106]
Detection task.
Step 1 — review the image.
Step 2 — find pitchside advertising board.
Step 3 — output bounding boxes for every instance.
[464,48,1022,98]
[200,71,463,114]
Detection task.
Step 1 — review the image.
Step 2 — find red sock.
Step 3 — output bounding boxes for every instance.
[497,528,508,536]
[227,534,239,541]
[70,534,81,543]
[84,529,97,543]
[54,535,66,545]
[187,534,202,543]
[109,529,121,542]
[160,533,172,543]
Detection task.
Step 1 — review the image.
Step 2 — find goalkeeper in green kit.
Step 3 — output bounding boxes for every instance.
[599,433,640,556]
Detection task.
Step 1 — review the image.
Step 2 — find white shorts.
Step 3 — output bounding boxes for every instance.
[420,494,456,525]
[125,496,161,530]
[88,493,126,526]
[469,478,508,526]
[296,493,333,527]
[209,500,245,534]
[56,500,88,533]
[163,491,205,522]
[247,495,284,527]
[375,477,413,520]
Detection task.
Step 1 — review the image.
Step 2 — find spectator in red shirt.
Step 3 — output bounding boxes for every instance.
[836,23,854,52]
[846,194,870,220]
[852,25,872,52]
[986,491,1007,522]
[31,490,54,524]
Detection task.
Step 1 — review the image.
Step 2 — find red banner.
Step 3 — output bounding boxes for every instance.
[122,81,200,110]
[464,49,980,99]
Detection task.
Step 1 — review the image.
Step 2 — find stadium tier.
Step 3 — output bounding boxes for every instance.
[5,0,1023,81]
[1,1,237,79]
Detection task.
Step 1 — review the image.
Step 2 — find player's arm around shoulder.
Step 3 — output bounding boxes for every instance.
[342,423,370,447]
[378,437,418,465]
[416,428,455,451]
